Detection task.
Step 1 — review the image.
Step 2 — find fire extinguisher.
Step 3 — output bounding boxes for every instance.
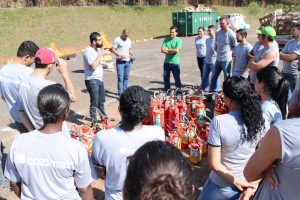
[150,100,158,125]
[189,140,202,165]
[166,100,179,130]
[153,107,165,128]
[196,100,206,121]
[177,96,188,124]
[200,133,208,157]
[181,130,189,149]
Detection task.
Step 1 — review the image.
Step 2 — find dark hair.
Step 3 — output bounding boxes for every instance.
[37,84,70,125]
[198,26,205,31]
[124,141,194,200]
[17,41,39,57]
[119,86,151,128]
[236,29,247,38]
[223,76,265,142]
[219,16,229,23]
[170,26,178,33]
[35,57,49,69]
[293,24,300,31]
[256,66,289,119]
[262,34,274,42]
[208,25,215,29]
[89,32,101,44]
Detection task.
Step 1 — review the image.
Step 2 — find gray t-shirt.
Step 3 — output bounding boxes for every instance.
[195,35,208,58]
[289,81,300,110]
[17,76,55,129]
[83,46,103,81]
[205,38,217,64]
[5,130,93,200]
[215,29,236,62]
[282,39,300,75]
[233,43,253,76]
[208,111,261,187]
[261,99,282,132]
[92,125,165,200]
[254,118,300,200]
[112,36,132,62]
[0,64,33,122]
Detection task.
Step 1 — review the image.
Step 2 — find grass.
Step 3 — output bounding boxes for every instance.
[0,5,264,60]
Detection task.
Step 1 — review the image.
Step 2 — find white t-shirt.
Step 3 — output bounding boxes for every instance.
[0,63,33,122]
[261,99,282,132]
[208,111,261,187]
[91,125,165,200]
[5,130,93,200]
[112,36,132,62]
[83,46,103,81]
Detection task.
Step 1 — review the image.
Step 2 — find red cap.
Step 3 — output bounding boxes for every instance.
[35,48,57,65]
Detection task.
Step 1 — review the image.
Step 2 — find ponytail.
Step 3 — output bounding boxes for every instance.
[273,77,289,119]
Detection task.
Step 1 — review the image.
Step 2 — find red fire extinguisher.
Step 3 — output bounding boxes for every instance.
[166,100,179,130]
[177,97,188,124]
[153,107,165,128]
[196,101,206,121]
[150,100,158,125]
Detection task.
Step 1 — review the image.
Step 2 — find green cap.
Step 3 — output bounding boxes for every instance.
[256,26,276,39]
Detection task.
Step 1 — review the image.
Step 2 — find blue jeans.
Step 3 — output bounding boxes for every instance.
[116,60,131,96]
[282,72,299,93]
[85,79,106,124]
[209,60,232,93]
[163,63,181,91]
[201,62,221,92]
[197,56,205,80]
[198,178,240,200]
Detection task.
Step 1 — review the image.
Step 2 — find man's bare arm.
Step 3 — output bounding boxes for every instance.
[10,181,21,198]
[78,184,94,200]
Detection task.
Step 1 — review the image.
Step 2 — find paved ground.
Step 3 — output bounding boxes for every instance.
[0,32,266,199]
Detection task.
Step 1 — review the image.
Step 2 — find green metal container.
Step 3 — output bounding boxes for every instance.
[172,12,218,37]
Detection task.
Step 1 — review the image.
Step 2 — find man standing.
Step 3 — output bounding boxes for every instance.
[17,48,77,131]
[161,26,182,92]
[200,25,220,94]
[0,41,39,133]
[111,28,133,97]
[280,25,300,92]
[83,32,107,124]
[248,26,277,78]
[232,29,253,77]
[209,17,236,93]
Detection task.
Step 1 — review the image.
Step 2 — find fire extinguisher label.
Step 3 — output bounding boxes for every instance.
[197,109,206,121]
[154,114,161,126]
[192,101,196,112]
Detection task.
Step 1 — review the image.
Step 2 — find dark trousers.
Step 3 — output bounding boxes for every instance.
[15,121,29,133]
[197,56,205,80]
[85,79,106,124]
[163,63,181,92]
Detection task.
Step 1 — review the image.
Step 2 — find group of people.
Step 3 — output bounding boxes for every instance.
[0,15,300,200]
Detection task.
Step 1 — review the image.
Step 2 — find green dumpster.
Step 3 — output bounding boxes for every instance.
[172,11,218,37]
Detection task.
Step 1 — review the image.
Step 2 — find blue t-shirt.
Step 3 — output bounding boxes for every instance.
[282,39,300,75]
[233,43,253,76]
[205,38,217,64]
[0,64,33,122]
[215,29,236,62]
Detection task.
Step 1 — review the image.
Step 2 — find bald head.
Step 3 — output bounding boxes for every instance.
[121,28,130,40]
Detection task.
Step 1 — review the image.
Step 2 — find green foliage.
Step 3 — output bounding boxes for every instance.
[247,2,261,16]
[267,4,275,12]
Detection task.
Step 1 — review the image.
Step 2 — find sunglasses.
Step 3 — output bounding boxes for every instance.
[54,60,59,67]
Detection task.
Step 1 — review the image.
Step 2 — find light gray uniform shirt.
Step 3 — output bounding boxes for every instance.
[0,64,33,122]
[195,35,208,58]
[282,39,300,75]
[112,36,132,62]
[83,46,103,81]
[205,38,217,64]
[254,118,300,200]
[261,99,282,132]
[208,111,261,187]
[215,29,236,62]
[233,43,253,76]
[5,130,93,200]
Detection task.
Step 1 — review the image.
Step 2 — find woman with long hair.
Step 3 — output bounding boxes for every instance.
[255,65,289,130]
[198,76,265,200]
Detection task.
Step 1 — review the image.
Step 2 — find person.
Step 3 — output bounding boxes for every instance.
[17,48,77,131]
[244,117,300,200]
[232,29,253,78]
[161,26,182,92]
[123,141,194,200]
[83,32,107,124]
[111,28,133,97]
[247,26,278,84]
[198,76,265,200]
[200,25,220,94]
[92,86,165,200]
[195,26,208,80]
[280,24,300,93]
[208,16,236,94]
[255,66,289,131]
[0,138,9,189]
[248,26,280,87]
[288,79,300,117]
[5,84,94,200]
[0,41,39,133]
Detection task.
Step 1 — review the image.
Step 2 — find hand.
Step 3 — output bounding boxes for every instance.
[265,164,279,190]
[239,187,255,200]
[56,58,68,75]
[233,178,254,191]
